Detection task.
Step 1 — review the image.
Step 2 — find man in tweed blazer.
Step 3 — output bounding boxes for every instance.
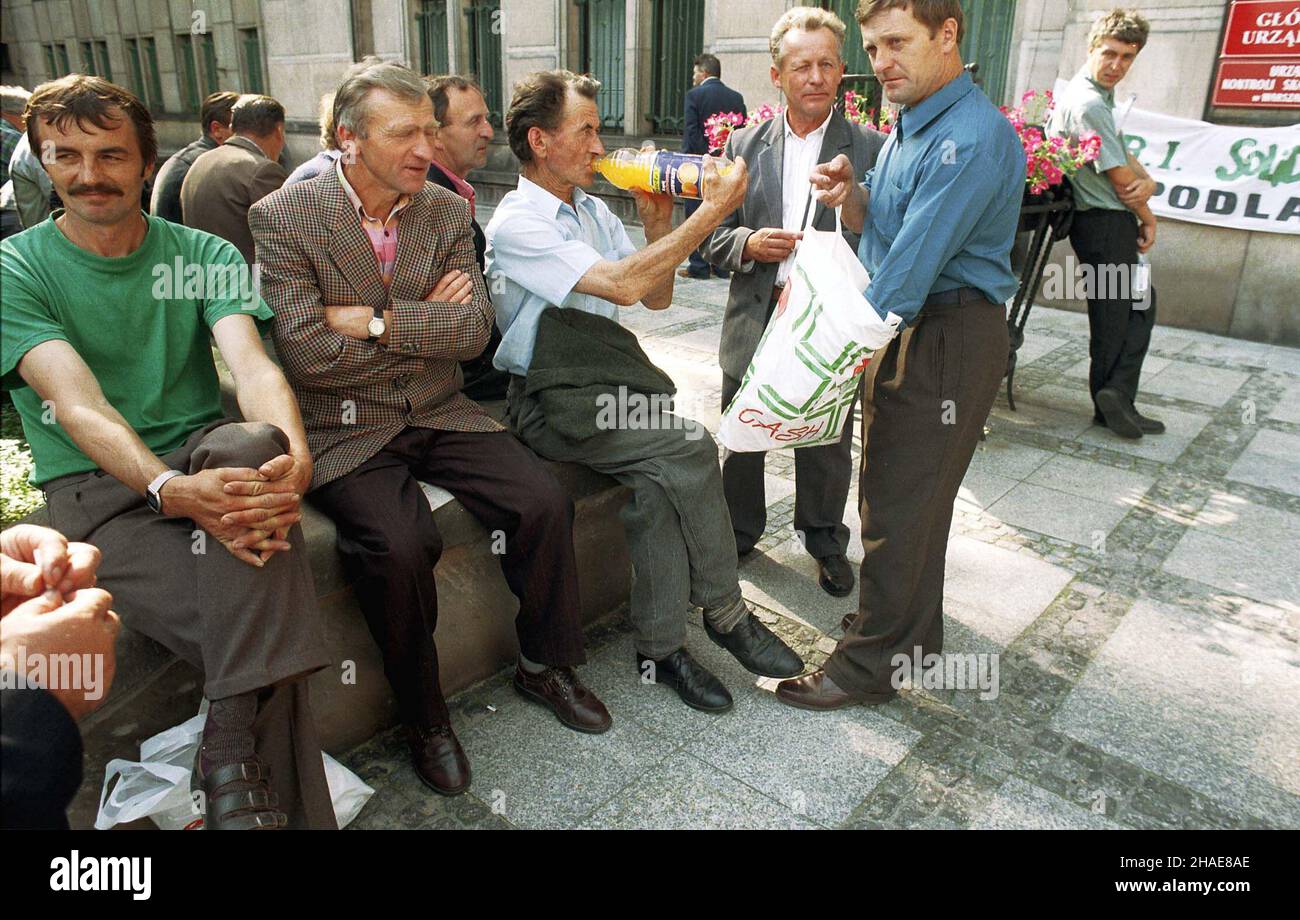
[700,7,886,600]
[250,60,610,799]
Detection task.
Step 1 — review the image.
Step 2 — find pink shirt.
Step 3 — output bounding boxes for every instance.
[430,158,476,218]
[336,162,411,287]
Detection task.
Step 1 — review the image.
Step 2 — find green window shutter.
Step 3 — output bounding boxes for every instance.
[577,0,624,130]
[80,40,96,75]
[200,32,219,96]
[823,0,871,77]
[176,34,199,111]
[417,0,449,75]
[144,38,163,109]
[126,40,145,100]
[43,44,58,79]
[960,0,1016,105]
[465,1,504,126]
[241,29,264,95]
[648,0,704,135]
[56,43,71,76]
[95,41,112,81]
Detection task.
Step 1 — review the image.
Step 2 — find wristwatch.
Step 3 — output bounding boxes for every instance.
[146,469,184,514]
[366,305,386,342]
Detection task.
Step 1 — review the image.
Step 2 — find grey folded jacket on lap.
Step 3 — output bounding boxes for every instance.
[523,307,677,443]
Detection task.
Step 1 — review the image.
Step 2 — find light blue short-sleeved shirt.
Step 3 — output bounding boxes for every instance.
[484,174,638,377]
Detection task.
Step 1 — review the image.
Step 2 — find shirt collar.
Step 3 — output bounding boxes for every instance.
[1080,66,1116,104]
[784,108,834,141]
[335,159,411,224]
[516,173,587,219]
[897,70,976,140]
[430,158,477,202]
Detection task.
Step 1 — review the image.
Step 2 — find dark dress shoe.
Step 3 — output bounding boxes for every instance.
[1094,387,1143,439]
[677,267,710,280]
[1133,408,1165,433]
[705,611,804,678]
[406,724,471,796]
[840,612,856,633]
[513,665,613,734]
[192,751,287,830]
[638,648,733,712]
[711,267,730,279]
[776,668,896,711]
[817,553,855,597]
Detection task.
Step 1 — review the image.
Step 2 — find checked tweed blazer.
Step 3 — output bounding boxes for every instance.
[249,166,501,490]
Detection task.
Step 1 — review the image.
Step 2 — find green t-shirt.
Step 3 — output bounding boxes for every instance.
[1047,68,1132,213]
[1,212,273,485]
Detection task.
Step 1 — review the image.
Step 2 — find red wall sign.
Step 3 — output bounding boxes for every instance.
[1212,59,1300,107]
[1214,1,1300,109]
[1220,0,1300,58]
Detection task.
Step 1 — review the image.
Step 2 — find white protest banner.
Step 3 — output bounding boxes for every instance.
[1055,79,1299,234]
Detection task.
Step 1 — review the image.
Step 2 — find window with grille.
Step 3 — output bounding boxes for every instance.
[80,41,96,76]
[465,1,503,126]
[240,29,264,94]
[176,34,199,111]
[576,0,624,130]
[417,0,450,75]
[647,0,704,135]
[55,43,71,77]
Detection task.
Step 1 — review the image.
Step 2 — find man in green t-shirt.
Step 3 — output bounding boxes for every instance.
[1047,8,1163,441]
[0,75,335,829]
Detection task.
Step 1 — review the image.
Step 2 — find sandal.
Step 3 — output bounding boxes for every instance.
[192,747,288,830]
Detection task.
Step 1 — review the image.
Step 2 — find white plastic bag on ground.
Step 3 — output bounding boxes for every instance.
[95,710,374,829]
[719,207,900,453]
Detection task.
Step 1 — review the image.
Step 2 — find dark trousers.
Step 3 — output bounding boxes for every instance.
[825,296,1007,695]
[684,198,709,274]
[309,427,585,729]
[43,419,335,828]
[721,372,857,558]
[1068,208,1156,412]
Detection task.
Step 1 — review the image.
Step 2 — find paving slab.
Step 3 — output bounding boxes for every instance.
[1141,360,1251,408]
[1225,428,1300,497]
[1026,454,1156,506]
[942,535,1075,651]
[985,481,1130,548]
[969,777,1121,830]
[1075,401,1211,463]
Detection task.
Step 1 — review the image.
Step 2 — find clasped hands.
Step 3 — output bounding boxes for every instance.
[321,270,476,340]
[162,452,310,568]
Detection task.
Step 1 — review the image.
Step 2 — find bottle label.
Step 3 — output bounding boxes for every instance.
[648,152,706,198]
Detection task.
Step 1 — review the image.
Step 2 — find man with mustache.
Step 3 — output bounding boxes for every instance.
[0,75,335,828]
[250,59,610,798]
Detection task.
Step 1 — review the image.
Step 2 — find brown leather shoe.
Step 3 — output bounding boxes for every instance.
[775,668,896,711]
[406,724,471,796]
[513,665,613,734]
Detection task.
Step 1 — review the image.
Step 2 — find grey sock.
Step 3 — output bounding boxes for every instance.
[518,653,548,675]
[703,595,749,634]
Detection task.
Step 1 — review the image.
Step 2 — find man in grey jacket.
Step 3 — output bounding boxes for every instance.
[150,91,237,223]
[700,6,886,599]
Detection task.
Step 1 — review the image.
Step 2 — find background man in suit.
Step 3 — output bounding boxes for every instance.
[251,60,610,800]
[426,74,510,401]
[150,91,237,223]
[679,53,744,280]
[181,94,288,263]
[700,6,885,599]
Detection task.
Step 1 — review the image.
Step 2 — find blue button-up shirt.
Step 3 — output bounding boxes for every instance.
[484,174,638,376]
[858,71,1025,325]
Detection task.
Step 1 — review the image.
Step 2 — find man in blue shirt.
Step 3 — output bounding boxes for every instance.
[777,0,1024,710]
[487,70,804,714]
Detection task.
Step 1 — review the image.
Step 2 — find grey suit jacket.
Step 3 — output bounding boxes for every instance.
[700,111,886,380]
[180,135,287,264]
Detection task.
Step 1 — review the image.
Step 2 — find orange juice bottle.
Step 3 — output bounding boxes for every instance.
[595,148,733,199]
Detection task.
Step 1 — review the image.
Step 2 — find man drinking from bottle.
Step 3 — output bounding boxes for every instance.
[776,0,1025,710]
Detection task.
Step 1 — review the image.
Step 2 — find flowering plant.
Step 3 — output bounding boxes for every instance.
[842,89,895,133]
[1002,89,1102,195]
[704,104,785,152]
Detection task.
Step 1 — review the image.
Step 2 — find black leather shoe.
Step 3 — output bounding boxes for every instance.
[406,724,471,796]
[637,648,733,712]
[1095,387,1143,439]
[840,612,856,633]
[705,611,804,678]
[817,553,855,597]
[712,267,730,279]
[1133,408,1165,434]
[513,665,613,734]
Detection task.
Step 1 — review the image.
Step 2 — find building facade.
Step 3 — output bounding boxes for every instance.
[2,1,1296,343]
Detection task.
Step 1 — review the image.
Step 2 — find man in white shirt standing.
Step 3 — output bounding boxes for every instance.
[700,6,887,599]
